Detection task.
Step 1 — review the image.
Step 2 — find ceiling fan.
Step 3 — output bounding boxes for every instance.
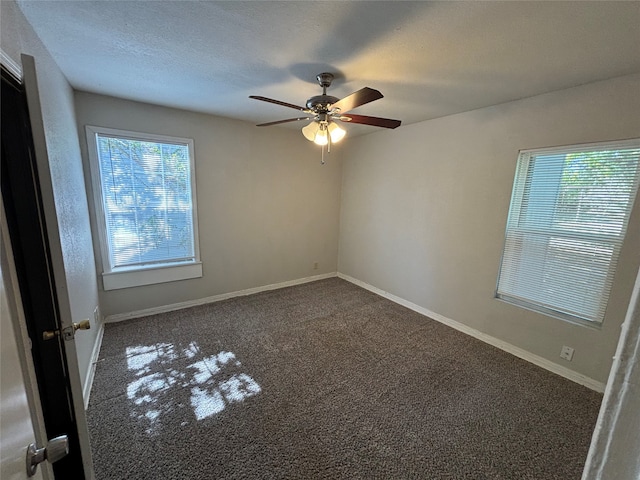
[249,73,401,148]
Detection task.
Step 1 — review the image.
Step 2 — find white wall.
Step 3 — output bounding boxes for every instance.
[1,0,101,398]
[338,74,640,384]
[74,92,343,318]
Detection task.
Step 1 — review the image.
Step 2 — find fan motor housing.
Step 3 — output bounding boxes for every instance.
[306,95,340,112]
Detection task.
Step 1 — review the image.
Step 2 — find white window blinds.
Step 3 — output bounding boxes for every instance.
[95,133,196,270]
[497,139,640,324]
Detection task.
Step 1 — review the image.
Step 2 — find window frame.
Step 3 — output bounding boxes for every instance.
[496,138,640,328]
[86,125,202,291]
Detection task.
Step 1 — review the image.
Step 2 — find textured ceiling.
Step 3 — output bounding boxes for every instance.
[16,1,640,136]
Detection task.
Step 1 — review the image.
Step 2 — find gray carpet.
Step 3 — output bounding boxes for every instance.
[87,278,602,479]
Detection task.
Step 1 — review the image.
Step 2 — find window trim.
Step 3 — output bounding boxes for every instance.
[496,138,640,327]
[86,125,202,290]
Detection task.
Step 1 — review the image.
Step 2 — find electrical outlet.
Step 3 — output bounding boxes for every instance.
[560,345,574,361]
[313,262,318,270]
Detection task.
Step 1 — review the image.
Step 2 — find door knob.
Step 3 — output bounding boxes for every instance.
[73,319,91,331]
[26,435,69,477]
[42,319,91,341]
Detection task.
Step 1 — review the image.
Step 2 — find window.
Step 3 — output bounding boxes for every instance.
[86,126,201,290]
[496,139,640,326]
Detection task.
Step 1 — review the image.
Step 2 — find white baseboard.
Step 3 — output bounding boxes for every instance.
[82,321,104,409]
[105,272,338,323]
[338,273,605,393]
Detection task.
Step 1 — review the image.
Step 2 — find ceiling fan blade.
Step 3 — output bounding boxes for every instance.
[330,87,383,114]
[249,95,309,112]
[339,113,401,129]
[256,117,311,127]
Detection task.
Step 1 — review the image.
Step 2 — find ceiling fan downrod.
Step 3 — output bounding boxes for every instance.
[317,72,333,96]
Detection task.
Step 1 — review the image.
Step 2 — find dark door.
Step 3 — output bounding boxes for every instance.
[1,65,85,478]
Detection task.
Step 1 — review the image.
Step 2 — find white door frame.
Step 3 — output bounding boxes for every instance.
[1,198,52,480]
[582,265,640,479]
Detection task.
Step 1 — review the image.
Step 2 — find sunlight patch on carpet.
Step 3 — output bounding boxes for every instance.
[124,343,261,430]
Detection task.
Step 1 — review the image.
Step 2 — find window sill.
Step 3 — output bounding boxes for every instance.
[102,262,203,291]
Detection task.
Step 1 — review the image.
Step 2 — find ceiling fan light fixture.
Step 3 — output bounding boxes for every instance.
[313,126,328,146]
[302,121,330,146]
[302,120,345,146]
[301,121,317,141]
[328,122,346,143]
